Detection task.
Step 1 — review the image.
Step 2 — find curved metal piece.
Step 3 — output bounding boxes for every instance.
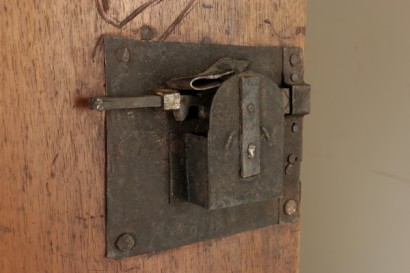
[166,57,250,91]
[185,72,285,209]
[190,70,234,91]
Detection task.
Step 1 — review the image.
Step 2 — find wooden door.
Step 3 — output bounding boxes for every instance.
[0,1,305,272]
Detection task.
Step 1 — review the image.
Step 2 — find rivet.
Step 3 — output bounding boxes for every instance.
[247,103,255,113]
[140,25,156,41]
[285,164,295,175]
[116,233,135,251]
[290,72,299,82]
[288,154,297,163]
[115,47,130,63]
[284,200,298,216]
[290,53,301,66]
[247,144,256,159]
[291,122,299,133]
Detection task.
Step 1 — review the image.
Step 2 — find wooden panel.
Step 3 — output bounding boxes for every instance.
[0,0,305,272]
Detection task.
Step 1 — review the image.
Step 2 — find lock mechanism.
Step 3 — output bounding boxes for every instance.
[90,35,310,259]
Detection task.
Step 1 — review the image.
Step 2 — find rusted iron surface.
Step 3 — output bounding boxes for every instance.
[103,35,309,259]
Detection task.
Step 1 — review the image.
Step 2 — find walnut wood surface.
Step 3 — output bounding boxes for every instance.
[0,1,305,272]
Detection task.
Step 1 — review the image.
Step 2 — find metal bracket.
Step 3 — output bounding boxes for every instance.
[240,76,261,178]
[89,35,310,259]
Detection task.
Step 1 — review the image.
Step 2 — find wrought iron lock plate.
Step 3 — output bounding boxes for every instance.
[90,35,310,259]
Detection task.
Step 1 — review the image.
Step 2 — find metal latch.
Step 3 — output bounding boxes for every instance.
[89,35,310,259]
[89,57,251,120]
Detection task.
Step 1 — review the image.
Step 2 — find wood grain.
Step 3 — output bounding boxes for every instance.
[0,0,305,272]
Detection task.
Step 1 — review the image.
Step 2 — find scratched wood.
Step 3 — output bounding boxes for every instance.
[0,0,305,272]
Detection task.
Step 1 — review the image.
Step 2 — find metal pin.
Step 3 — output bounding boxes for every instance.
[247,144,256,159]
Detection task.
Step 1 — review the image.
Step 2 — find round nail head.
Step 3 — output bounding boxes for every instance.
[285,164,295,175]
[116,233,135,251]
[288,154,298,163]
[247,104,255,113]
[290,72,299,82]
[290,53,301,66]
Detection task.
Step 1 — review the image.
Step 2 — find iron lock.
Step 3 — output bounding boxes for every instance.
[89,35,310,258]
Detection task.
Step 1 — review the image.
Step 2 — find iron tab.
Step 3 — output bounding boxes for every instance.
[240,76,261,178]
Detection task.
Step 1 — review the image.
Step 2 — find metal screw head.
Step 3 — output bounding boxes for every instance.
[115,47,130,63]
[290,72,299,82]
[284,200,298,216]
[291,122,299,133]
[247,144,256,159]
[290,53,302,66]
[116,233,135,251]
[247,103,255,113]
[285,164,295,175]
